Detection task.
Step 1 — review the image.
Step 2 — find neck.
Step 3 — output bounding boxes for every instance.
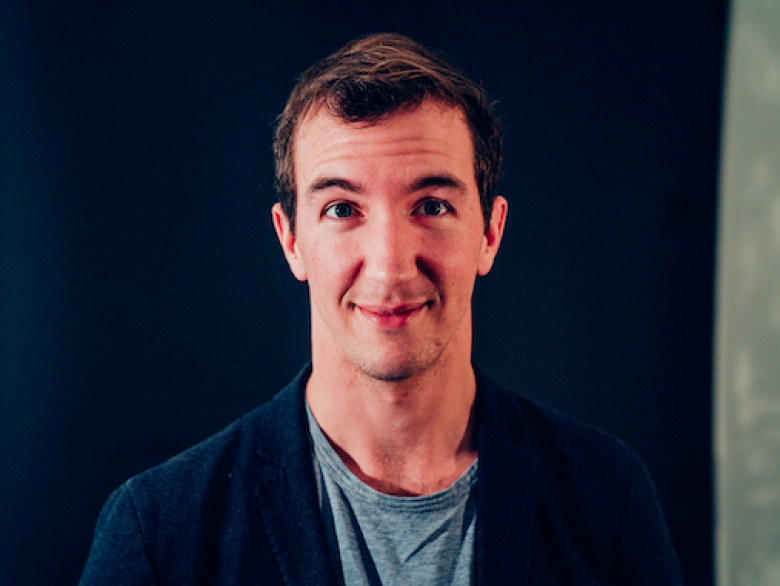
[306,356,478,496]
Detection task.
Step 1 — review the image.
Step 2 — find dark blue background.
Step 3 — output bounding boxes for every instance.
[1,1,724,583]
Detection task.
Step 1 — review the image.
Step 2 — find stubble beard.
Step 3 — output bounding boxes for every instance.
[351,337,448,383]
[311,286,471,386]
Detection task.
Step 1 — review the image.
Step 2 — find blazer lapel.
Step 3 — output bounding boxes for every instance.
[476,427,540,585]
[250,366,340,586]
[474,371,541,586]
[254,455,339,586]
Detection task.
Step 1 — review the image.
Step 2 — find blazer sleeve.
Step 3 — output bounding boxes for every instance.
[614,452,685,585]
[79,484,160,586]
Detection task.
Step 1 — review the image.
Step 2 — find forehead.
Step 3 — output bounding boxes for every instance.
[293,101,475,188]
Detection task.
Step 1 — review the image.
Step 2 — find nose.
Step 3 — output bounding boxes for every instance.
[362,212,419,286]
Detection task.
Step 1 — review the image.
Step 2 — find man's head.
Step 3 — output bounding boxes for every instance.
[271,34,508,384]
[273,33,503,233]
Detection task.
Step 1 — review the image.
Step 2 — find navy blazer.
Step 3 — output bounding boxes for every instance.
[79,366,683,584]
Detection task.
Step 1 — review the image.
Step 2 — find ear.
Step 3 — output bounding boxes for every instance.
[477,195,508,276]
[272,203,307,281]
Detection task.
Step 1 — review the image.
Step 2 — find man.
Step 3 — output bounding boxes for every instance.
[80,33,683,584]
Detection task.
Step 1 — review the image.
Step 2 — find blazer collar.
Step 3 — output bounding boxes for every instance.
[252,365,341,586]
[250,365,540,585]
[474,369,541,585]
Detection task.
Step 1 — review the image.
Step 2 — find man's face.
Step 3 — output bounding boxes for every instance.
[273,100,506,383]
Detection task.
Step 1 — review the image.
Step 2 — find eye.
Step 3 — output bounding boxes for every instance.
[415,200,451,216]
[324,202,355,218]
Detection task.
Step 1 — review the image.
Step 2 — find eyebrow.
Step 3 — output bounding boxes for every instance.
[305,173,468,200]
[306,177,363,199]
[410,174,468,196]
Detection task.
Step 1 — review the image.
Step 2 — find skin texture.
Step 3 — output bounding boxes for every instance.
[273,100,507,495]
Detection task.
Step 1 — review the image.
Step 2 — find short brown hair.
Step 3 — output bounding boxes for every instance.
[273,33,503,233]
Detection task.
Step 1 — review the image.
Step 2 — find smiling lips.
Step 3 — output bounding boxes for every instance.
[356,303,428,328]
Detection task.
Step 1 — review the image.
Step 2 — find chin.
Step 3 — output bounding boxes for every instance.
[360,364,420,383]
[354,347,443,383]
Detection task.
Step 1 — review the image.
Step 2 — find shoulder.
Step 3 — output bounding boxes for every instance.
[474,373,682,582]
[80,367,314,584]
[114,366,311,528]
[474,370,683,582]
[475,369,652,525]
[476,369,635,467]
[135,367,308,489]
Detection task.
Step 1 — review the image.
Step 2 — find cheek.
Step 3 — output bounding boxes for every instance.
[301,237,359,290]
[427,233,484,277]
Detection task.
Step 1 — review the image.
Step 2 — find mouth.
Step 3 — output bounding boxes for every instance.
[354,302,428,329]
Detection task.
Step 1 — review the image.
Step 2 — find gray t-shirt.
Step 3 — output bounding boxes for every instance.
[307,404,477,586]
